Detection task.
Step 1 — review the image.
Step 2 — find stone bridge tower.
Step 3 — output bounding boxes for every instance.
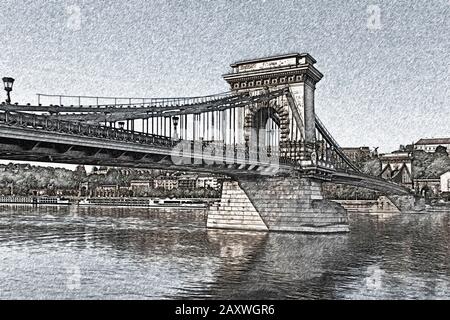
[207,54,349,233]
[222,53,323,165]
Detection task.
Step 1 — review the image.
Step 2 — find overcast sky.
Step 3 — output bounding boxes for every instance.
[0,0,448,169]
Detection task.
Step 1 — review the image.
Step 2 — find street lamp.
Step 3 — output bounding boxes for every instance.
[2,77,15,104]
[172,116,179,140]
[104,111,110,127]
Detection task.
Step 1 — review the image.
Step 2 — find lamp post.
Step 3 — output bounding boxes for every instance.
[104,111,110,127]
[2,77,15,104]
[172,116,179,140]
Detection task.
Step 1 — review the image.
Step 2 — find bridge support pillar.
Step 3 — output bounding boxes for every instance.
[207,176,349,233]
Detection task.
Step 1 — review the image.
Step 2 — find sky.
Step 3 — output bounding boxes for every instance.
[0,0,449,169]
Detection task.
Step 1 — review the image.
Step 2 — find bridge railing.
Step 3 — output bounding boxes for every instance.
[0,110,299,168]
[174,141,300,167]
[315,116,361,173]
[36,91,236,108]
[0,111,176,148]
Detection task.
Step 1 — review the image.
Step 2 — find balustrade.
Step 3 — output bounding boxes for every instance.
[0,111,175,148]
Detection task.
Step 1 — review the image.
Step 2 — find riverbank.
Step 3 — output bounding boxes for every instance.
[0,196,70,205]
[333,197,450,214]
[333,197,400,214]
[0,196,219,209]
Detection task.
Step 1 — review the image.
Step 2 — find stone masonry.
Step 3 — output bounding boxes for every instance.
[207,176,349,233]
[207,181,269,231]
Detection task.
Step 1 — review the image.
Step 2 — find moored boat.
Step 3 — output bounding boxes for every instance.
[77,197,210,208]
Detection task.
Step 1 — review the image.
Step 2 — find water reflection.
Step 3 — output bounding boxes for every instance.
[0,205,449,299]
[201,231,350,299]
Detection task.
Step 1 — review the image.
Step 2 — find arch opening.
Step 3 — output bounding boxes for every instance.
[251,106,281,155]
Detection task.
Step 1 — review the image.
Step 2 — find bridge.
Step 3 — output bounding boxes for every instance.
[0,53,412,233]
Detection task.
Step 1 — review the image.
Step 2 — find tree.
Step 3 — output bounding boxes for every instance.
[361,158,382,176]
[413,149,450,179]
[435,145,448,157]
[74,165,87,179]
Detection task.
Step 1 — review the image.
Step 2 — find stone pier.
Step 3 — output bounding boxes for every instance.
[207,176,349,233]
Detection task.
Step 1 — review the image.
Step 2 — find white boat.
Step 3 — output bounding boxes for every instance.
[36,197,71,205]
[78,197,208,208]
[0,196,71,205]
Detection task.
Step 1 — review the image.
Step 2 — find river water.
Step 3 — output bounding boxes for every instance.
[0,205,449,300]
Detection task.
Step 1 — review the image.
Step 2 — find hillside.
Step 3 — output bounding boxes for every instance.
[412,148,450,179]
